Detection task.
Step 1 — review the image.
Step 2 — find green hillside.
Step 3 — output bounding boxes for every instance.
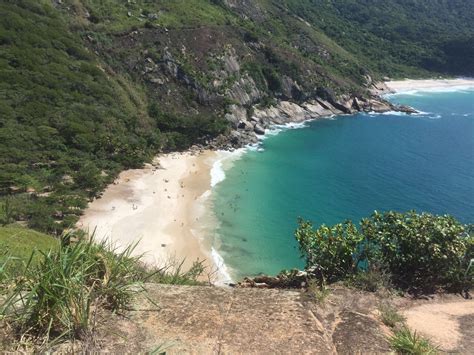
[1,0,473,233]
[0,226,58,273]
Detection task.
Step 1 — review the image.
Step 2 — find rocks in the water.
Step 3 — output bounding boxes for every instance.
[397,105,418,114]
[368,99,393,112]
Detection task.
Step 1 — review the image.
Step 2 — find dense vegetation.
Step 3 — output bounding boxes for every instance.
[295,211,473,294]
[284,0,474,77]
[1,0,473,233]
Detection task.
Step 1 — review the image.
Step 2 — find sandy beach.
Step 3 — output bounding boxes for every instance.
[385,78,474,92]
[78,150,222,277]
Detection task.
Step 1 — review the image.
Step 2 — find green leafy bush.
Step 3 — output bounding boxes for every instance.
[361,211,471,291]
[295,211,473,293]
[295,219,363,283]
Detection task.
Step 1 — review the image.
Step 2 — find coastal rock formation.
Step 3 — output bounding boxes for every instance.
[218,93,418,148]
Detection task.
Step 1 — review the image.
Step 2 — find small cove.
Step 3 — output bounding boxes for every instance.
[211,88,474,279]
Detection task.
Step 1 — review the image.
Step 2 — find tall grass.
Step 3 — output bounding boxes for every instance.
[378,303,405,328]
[146,258,206,286]
[0,237,144,342]
[0,230,209,348]
[390,327,438,355]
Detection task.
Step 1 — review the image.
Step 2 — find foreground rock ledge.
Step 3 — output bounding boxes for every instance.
[46,284,473,354]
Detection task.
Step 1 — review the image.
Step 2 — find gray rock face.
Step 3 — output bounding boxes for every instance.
[162,50,178,78]
[237,120,254,131]
[281,76,304,100]
[222,49,240,73]
[302,100,334,116]
[224,105,248,129]
[369,81,393,96]
[368,99,393,112]
[227,75,262,106]
[254,124,265,135]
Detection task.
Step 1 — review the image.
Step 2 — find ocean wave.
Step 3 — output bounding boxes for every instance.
[412,110,431,116]
[385,85,474,97]
[210,149,247,187]
[258,128,281,139]
[246,144,265,152]
[274,121,309,129]
[211,247,234,285]
[210,158,225,187]
[367,110,409,116]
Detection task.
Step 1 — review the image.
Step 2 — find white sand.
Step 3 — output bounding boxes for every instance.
[385,78,474,92]
[77,151,219,274]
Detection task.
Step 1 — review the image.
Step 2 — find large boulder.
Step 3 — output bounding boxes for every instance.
[237,120,254,131]
[254,124,265,135]
[277,101,309,122]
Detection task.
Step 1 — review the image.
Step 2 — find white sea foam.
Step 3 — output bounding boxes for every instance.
[210,159,225,187]
[211,247,234,285]
[367,110,409,116]
[385,85,474,97]
[274,121,309,129]
[210,149,246,187]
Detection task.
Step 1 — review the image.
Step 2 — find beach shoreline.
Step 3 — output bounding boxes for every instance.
[385,78,474,93]
[77,150,226,282]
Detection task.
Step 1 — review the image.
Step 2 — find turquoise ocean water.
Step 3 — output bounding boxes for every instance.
[212,88,474,280]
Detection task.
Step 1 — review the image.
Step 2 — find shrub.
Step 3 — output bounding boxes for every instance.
[0,232,208,345]
[348,269,392,292]
[361,211,472,292]
[295,219,364,283]
[295,211,473,293]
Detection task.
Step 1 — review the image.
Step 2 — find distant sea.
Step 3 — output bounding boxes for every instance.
[210,87,474,280]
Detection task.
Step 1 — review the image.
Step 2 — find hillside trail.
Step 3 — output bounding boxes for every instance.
[72,284,473,354]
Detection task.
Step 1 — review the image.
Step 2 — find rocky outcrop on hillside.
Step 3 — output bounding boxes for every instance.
[82,21,418,153]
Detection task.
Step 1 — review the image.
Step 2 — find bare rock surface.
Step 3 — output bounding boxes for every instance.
[91,284,392,354]
[402,298,474,352]
[8,284,472,354]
